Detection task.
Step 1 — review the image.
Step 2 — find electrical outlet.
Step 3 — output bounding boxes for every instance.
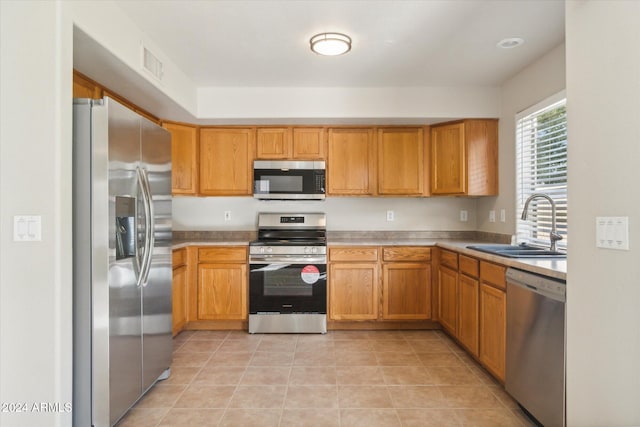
[489,210,496,223]
[386,210,394,221]
[500,209,506,222]
[224,211,231,221]
[460,210,468,222]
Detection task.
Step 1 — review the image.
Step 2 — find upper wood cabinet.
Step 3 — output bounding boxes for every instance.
[199,128,255,196]
[162,122,198,195]
[256,127,292,159]
[292,127,326,159]
[73,71,102,99]
[327,128,376,195]
[431,119,498,196]
[377,127,428,196]
[72,70,160,124]
[256,127,326,160]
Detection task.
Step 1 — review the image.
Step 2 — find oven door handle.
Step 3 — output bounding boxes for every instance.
[249,256,327,264]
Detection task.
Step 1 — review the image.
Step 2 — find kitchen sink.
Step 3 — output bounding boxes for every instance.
[466,244,566,259]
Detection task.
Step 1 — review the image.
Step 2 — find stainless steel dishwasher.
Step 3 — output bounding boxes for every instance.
[506,268,566,427]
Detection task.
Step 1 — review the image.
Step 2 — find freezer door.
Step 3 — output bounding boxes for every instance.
[106,98,144,425]
[140,118,173,391]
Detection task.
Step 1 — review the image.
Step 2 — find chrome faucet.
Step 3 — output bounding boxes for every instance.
[520,193,563,252]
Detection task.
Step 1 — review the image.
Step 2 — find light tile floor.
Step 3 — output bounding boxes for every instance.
[117,330,537,427]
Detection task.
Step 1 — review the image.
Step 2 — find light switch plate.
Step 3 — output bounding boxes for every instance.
[14,215,42,241]
[386,210,394,221]
[596,216,629,250]
[489,210,496,223]
[460,210,468,222]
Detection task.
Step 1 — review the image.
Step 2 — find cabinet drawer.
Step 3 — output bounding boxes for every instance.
[480,261,506,290]
[439,249,459,269]
[383,247,431,262]
[329,247,379,262]
[198,247,247,263]
[172,249,186,268]
[459,255,479,278]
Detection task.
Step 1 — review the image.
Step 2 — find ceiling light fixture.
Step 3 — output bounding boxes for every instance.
[310,32,352,56]
[497,37,524,49]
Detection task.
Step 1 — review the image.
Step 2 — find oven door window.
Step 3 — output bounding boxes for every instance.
[250,263,327,313]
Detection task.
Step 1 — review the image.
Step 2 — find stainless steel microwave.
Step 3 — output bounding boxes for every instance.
[253,160,325,200]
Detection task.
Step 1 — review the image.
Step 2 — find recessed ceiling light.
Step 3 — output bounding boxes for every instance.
[497,37,524,49]
[310,32,352,56]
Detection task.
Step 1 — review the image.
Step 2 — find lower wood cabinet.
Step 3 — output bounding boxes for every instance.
[328,246,432,322]
[197,247,248,320]
[172,249,188,336]
[382,247,432,320]
[437,249,458,334]
[458,271,479,357]
[329,262,379,320]
[436,248,506,382]
[457,254,479,356]
[382,263,431,319]
[479,262,506,381]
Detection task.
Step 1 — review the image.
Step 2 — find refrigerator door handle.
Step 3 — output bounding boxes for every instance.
[140,168,155,286]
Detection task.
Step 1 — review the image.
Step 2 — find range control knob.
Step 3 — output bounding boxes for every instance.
[304,247,311,254]
[267,247,273,253]
[260,247,265,254]
[312,247,317,253]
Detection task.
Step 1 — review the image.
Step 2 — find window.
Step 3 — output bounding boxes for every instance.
[515,92,567,250]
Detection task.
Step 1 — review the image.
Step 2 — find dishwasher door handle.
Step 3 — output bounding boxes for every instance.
[506,268,566,302]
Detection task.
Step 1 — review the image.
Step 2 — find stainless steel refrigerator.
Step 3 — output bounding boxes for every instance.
[72,97,172,426]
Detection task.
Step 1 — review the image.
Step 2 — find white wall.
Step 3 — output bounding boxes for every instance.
[173,196,478,231]
[0,1,73,426]
[565,1,640,425]
[477,43,566,236]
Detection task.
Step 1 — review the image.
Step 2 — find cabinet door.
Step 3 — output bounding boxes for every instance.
[172,265,187,336]
[438,265,458,334]
[256,127,292,159]
[458,274,479,356]
[198,263,247,320]
[377,128,425,195]
[382,263,431,320]
[329,263,379,320]
[163,122,198,195]
[465,120,498,196]
[199,128,255,195]
[479,283,506,381]
[292,127,326,159]
[431,122,466,195]
[327,128,376,195]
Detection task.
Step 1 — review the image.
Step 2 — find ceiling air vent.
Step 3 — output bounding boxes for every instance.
[141,43,163,82]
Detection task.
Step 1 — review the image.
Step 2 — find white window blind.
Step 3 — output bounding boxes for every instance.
[515,92,567,250]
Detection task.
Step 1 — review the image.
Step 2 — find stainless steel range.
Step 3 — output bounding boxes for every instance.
[248,212,327,334]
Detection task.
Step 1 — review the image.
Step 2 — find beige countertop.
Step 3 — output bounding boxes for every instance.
[172,236,566,280]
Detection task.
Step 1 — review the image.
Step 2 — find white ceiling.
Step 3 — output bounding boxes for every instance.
[114,0,565,88]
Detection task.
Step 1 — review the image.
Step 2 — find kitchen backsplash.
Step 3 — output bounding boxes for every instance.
[172,196,480,231]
